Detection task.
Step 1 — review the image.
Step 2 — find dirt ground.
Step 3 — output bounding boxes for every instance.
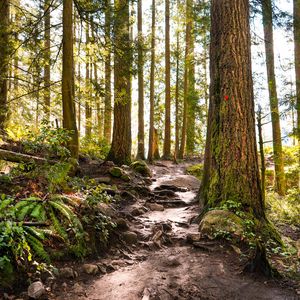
[47,161,299,300]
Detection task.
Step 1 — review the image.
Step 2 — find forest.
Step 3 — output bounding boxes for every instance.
[0,0,299,299]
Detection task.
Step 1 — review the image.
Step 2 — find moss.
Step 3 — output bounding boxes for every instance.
[186,163,204,180]
[109,167,123,178]
[130,160,151,177]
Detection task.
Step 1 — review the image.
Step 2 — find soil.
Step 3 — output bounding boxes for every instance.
[47,161,299,300]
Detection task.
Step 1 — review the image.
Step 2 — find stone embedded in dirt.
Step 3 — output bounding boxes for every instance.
[109,166,123,178]
[154,189,176,197]
[97,202,116,217]
[155,199,187,207]
[147,203,164,211]
[82,264,99,275]
[59,267,77,279]
[120,190,137,202]
[96,264,107,274]
[73,283,84,294]
[130,160,152,177]
[135,184,152,196]
[131,206,148,216]
[94,177,111,184]
[27,281,46,299]
[154,184,189,192]
[105,264,116,272]
[116,218,129,230]
[186,233,201,244]
[122,231,138,245]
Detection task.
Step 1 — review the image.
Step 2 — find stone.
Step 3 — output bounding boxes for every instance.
[148,203,164,212]
[82,264,99,275]
[73,283,84,294]
[94,177,111,184]
[97,202,116,217]
[122,231,138,245]
[120,190,136,201]
[186,233,201,244]
[130,160,152,177]
[116,218,129,230]
[121,174,131,181]
[97,264,107,274]
[109,167,123,178]
[27,281,46,299]
[199,210,244,240]
[59,267,76,279]
[131,207,147,216]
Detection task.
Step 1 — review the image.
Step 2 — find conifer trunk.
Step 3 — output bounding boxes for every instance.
[0,0,9,132]
[62,0,78,159]
[148,0,156,162]
[199,0,265,219]
[261,0,286,195]
[107,0,131,165]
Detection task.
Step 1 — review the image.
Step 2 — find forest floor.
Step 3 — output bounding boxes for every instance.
[46,161,299,300]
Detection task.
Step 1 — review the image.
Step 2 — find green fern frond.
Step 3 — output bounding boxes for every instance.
[0,198,12,213]
[49,207,68,240]
[26,234,50,263]
[49,200,74,222]
[16,202,37,221]
[15,200,32,210]
[24,226,45,240]
[30,204,45,221]
[40,228,63,241]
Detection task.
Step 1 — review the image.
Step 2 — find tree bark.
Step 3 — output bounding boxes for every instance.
[104,0,112,143]
[44,0,51,121]
[294,0,300,142]
[136,0,145,160]
[261,0,286,195]
[0,0,9,132]
[199,0,265,219]
[107,0,131,165]
[148,0,156,162]
[163,0,171,159]
[62,0,78,159]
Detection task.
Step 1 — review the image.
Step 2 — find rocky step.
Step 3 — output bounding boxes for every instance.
[154,199,188,207]
[154,184,189,192]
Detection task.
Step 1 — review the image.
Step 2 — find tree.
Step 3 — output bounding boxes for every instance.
[163,0,171,159]
[104,0,112,143]
[294,0,300,142]
[62,0,79,159]
[136,0,145,160]
[107,0,131,165]
[148,0,156,162]
[44,0,51,121]
[0,0,10,132]
[261,0,286,195]
[199,0,264,219]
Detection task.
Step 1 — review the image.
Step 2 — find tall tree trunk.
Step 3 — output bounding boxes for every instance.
[261,0,286,195]
[199,0,264,219]
[136,0,145,160]
[85,20,92,139]
[104,0,112,143]
[62,0,78,159]
[107,0,131,165]
[44,0,51,121]
[163,0,171,159]
[0,0,9,132]
[294,0,300,143]
[148,0,156,162]
[77,62,81,136]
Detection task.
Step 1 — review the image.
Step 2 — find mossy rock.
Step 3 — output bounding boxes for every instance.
[130,160,151,177]
[199,209,244,241]
[187,163,204,180]
[109,167,123,178]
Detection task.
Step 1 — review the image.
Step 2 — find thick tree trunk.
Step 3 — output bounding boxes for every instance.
[62,0,78,159]
[199,0,265,219]
[261,0,286,195]
[0,0,9,132]
[294,0,300,142]
[44,0,51,121]
[104,0,112,143]
[136,0,145,160]
[148,0,156,163]
[107,0,131,165]
[163,0,171,159]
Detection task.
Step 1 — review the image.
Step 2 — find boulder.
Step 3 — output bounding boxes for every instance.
[82,264,99,275]
[109,167,123,178]
[130,160,152,177]
[116,218,129,231]
[59,267,77,279]
[148,203,164,212]
[199,210,244,240]
[131,207,147,216]
[27,281,45,299]
[122,231,138,245]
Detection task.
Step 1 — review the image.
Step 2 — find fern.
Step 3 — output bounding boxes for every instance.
[30,204,44,221]
[26,233,50,263]
[0,198,12,213]
[16,202,36,221]
[49,207,68,240]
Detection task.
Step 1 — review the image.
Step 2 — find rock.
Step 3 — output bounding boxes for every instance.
[186,233,201,244]
[116,218,129,230]
[154,184,188,192]
[73,283,84,294]
[122,231,138,245]
[94,177,111,184]
[148,203,164,211]
[135,185,151,196]
[121,174,131,181]
[82,264,99,275]
[120,191,136,201]
[59,267,77,279]
[154,189,176,197]
[97,202,116,217]
[27,281,45,299]
[105,264,116,272]
[131,207,147,216]
[109,167,123,178]
[130,160,152,177]
[199,210,244,240]
[97,264,107,274]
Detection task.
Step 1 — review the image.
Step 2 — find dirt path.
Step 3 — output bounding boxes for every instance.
[52,162,298,300]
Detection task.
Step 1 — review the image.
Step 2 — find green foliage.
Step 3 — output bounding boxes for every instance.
[86,185,113,206]
[186,163,204,179]
[80,136,110,160]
